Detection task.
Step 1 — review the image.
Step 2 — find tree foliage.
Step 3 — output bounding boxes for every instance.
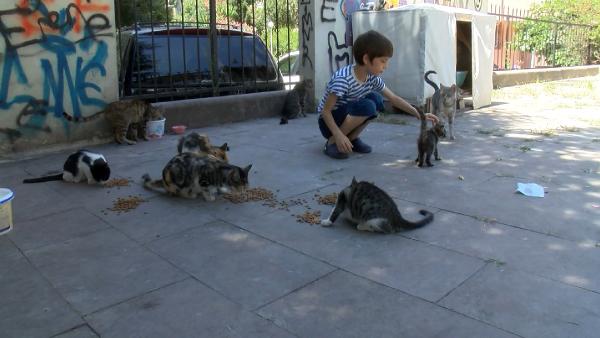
[515,0,600,66]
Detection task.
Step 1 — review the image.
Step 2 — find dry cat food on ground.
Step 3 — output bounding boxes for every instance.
[295,210,321,225]
[223,187,276,204]
[315,192,338,205]
[108,195,146,213]
[104,178,131,188]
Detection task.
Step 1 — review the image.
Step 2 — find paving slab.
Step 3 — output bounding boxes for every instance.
[86,278,294,338]
[25,228,187,314]
[407,210,600,293]
[147,221,335,310]
[258,269,517,338]
[440,264,600,338]
[53,325,99,338]
[0,252,83,338]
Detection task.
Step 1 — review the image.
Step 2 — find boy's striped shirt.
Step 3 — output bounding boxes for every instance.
[317,65,385,113]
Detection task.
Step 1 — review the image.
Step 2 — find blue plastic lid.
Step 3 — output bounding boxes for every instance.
[0,188,14,204]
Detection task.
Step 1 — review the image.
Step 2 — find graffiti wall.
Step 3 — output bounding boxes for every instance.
[0,0,117,154]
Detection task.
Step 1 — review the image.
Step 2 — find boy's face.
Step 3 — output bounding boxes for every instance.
[365,56,389,76]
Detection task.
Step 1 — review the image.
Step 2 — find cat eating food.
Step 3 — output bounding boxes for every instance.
[321,177,434,233]
[177,132,229,162]
[425,70,457,140]
[22,150,110,185]
[142,153,251,201]
[63,99,163,145]
[416,106,446,167]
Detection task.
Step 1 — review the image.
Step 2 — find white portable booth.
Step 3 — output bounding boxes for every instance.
[352,4,496,109]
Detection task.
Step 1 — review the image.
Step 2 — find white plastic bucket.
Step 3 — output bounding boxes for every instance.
[146,118,166,139]
[0,188,14,235]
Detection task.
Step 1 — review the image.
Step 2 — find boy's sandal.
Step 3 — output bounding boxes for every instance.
[351,138,372,153]
[324,142,349,159]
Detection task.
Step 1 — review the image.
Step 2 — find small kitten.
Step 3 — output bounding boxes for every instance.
[425,70,457,140]
[63,99,163,145]
[23,150,110,184]
[142,153,251,201]
[321,177,434,233]
[280,79,312,124]
[177,132,229,162]
[416,106,446,167]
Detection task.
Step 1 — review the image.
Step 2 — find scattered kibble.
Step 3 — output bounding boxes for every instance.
[316,192,338,205]
[108,195,146,213]
[296,211,321,224]
[223,187,276,204]
[104,178,131,188]
[458,175,465,181]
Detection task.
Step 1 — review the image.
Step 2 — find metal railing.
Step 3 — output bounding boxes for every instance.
[115,0,298,102]
[489,6,596,70]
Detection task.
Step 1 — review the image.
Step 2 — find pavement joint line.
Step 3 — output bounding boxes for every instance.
[49,323,98,338]
[142,218,222,246]
[251,268,340,313]
[434,259,489,305]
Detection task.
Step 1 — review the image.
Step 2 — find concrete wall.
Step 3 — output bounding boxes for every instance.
[0,0,118,155]
[493,65,600,88]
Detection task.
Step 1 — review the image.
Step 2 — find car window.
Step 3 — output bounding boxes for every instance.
[278,54,298,76]
[132,34,278,83]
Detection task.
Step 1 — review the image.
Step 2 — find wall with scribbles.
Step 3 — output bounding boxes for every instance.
[0,0,117,154]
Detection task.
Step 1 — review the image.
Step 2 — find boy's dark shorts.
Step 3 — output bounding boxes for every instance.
[318,92,384,139]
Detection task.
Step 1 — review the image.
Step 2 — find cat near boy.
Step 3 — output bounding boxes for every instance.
[317,30,438,159]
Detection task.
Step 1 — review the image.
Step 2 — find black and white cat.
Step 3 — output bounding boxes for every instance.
[23,150,111,184]
[321,177,434,233]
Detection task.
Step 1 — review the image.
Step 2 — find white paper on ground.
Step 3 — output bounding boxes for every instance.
[516,183,545,198]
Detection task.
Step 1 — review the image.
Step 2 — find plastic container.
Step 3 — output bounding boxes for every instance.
[146,118,166,139]
[0,188,14,235]
[171,125,187,135]
[456,71,469,87]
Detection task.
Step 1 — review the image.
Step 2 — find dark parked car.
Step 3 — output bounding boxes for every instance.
[119,25,284,100]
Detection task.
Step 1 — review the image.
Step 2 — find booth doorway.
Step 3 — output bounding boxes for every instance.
[456,20,473,94]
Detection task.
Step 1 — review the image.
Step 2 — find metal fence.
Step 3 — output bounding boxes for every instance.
[115,0,298,102]
[489,6,596,70]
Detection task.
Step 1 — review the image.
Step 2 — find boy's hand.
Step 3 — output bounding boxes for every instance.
[334,134,353,153]
[425,113,439,123]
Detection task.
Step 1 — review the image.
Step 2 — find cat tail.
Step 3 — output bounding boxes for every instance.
[142,174,166,193]
[23,173,63,183]
[63,111,103,123]
[397,210,434,230]
[424,70,439,92]
[416,106,427,134]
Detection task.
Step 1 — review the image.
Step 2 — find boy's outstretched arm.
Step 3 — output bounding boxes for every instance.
[382,88,439,123]
[321,93,353,153]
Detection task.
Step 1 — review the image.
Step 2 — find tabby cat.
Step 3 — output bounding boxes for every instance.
[424,70,457,140]
[23,150,110,184]
[416,106,446,167]
[177,132,229,162]
[142,153,251,201]
[63,99,163,145]
[321,177,434,233]
[280,79,313,124]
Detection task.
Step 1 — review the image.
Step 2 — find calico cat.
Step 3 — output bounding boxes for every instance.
[22,150,110,184]
[424,70,457,140]
[416,106,446,167]
[321,177,434,233]
[63,99,163,145]
[280,79,313,124]
[142,153,251,201]
[177,132,229,162]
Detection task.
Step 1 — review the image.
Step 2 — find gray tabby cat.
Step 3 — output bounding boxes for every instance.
[142,152,251,201]
[280,79,313,124]
[416,106,446,167]
[321,177,434,233]
[63,99,163,145]
[424,70,457,140]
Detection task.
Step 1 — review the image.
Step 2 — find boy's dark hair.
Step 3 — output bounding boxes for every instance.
[353,30,394,65]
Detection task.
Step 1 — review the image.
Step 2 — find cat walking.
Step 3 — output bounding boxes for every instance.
[280,79,312,124]
[424,70,457,140]
[321,177,434,233]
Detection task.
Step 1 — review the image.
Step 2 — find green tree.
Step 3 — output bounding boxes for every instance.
[116,0,170,27]
[515,0,600,66]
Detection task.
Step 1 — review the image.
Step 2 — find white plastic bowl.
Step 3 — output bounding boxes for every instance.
[0,188,14,235]
[146,118,166,139]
